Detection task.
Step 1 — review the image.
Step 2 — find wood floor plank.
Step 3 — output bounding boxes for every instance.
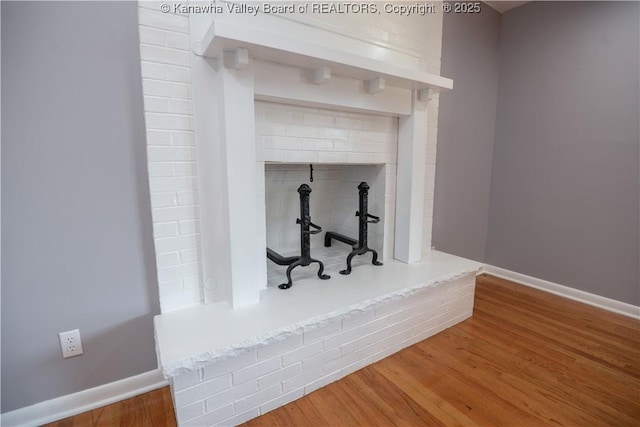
[42,387,177,427]
[343,366,444,426]
[47,275,640,427]
[425,324,637,426]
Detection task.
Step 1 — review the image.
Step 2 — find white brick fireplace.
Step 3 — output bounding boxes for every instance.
[139,2,480,425]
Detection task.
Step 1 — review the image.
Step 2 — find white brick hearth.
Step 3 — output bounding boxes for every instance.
[156,253,479,426]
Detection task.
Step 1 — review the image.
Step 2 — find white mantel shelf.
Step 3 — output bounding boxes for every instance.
[154,251,480,378]
[193,18,454,93]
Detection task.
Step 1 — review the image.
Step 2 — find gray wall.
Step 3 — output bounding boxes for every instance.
[485,1,640,304]
[2,1,160,412]
[435,1,639,305]
[433,4,501,261]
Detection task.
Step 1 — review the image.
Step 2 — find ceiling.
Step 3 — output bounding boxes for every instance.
[485,1,530,13]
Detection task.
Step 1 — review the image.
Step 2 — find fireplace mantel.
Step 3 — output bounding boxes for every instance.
[192,14,453,93]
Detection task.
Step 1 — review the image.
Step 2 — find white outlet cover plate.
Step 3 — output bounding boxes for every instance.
[59,329,84,358]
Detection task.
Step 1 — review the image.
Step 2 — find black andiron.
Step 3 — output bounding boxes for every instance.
[266,184,330,289]
[324,182,383,275]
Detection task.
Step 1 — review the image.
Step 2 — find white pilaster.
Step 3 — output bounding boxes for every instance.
[192,48,265,308]
[394,91,429,263]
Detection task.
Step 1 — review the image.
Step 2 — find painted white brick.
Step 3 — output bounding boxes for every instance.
[177,191,197,205]
[164,276,474,421]
[263,136,302,151]
[234,384,281,414]
[179,219,199,235]
[302,138,334,151]
[173,163,196,177]
[340,332,377,356]
[323,345,371,375]
[219,408,261,427]
[156,252,180,268]
[149,176,197,193]
[139,26,165,46]
[303,321,342,344]
[138,8,189,33]
[301,348,340,371]
[140,44,190,67]
[145,113,193,131]
[158,262,200,282]
[182,276,203,291]
[158,279,182,295]
[153,222,178,238]
[281,341,322,366]
[148,163,175,177]
[374,299,403,318]
[260,388,305,415]
[180,248,199,263]
[341,310,375,330]
[257,363,302,390]
[347,152,378,164]
[182,404,234,427]
[204,381,258,412]
[317,151,349,163]
[165,30,190,50]
[336,117,363,129]
[341,357,373,378]
[284,124,347,140]
[257,335,303,361]
[150,192,176,207]
[144,95,171,113]
[154,234,199,253]
[233,356,281,385]
[174,374,231,408]
[262,107,292,123]
[172,131,195,146]
[143,79,190,99]
[159,289,201,312]
[255,122,285,136]
[282,367,323,393]
[176,401,204,422]
[388,301,429,325]
[171,99,193,115]
[146,129,172,146]
[323,327,360,350]
[284,150,318,163]
[303,112,335,127]
[203,351,258,380]
[304,371,342,395]
[148,146,195,162]
[172,368,202,391]
[152,205,198,222]
[359,316,391,338]
[141,61,190,83]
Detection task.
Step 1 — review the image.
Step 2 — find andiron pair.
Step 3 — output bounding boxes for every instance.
[266,182,382,290]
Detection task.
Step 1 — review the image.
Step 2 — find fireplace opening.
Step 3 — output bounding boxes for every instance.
[264,163,389,288]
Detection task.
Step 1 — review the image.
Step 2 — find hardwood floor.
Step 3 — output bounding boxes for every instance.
[42,387,177,427]
[45,275,640,426]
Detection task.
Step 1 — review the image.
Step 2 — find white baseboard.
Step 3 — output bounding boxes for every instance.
[482,264,640,320]
[1,370,168,427]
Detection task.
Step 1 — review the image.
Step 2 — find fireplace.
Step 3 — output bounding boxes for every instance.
[259,100,397,289]
[139,2,480,425]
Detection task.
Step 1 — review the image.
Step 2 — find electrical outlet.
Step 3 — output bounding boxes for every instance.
[59,329,84,359]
